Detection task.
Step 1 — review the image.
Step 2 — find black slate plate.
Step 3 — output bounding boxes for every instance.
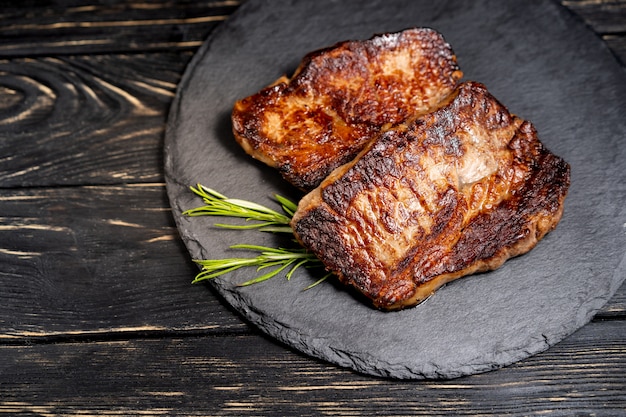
[164,0,626,379]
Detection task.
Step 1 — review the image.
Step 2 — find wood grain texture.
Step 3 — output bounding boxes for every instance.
[0,183,622,340]
[563,0,626,64]
[0,184,247,338]
[562,0,626,33]
[0,0,240,57]
[1,321,624,416]
[0,53,193,187]
[603,34,626,66]
[0,0,622,60]
[0,0,624,413]
[1,1,624,189]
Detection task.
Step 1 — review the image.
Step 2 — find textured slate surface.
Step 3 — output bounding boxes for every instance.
[164,0,626,379]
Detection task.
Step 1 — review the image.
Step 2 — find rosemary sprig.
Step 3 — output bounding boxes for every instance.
[183,184,294,233]
[184,184,331,289]
[192,244,329,287]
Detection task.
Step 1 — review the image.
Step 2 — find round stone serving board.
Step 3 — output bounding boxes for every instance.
[164,0,626,379]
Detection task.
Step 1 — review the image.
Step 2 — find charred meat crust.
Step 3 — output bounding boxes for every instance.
[232,27,463,190]
[291,82,571,310]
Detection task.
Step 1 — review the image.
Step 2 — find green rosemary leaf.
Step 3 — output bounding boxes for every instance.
[255,226,295,234]
[213,221,281,230]
[274,193,298,217]
[237,260,297,287]
[285,258,311,280]
[183,183,295,232]
[303,273,333,290]
[186,184,332,290]
[191,243,324,287]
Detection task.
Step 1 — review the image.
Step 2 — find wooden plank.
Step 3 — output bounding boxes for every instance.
[0,52,191,187]
[0,183,623,340]
[604,34,626,66]
[597,284,625,319]
[0,0,240,57]
[0,184,247,339]
[1,320,624,415]
[559,0,626,64]
[1,8,624,189]
[561,0,626,33]
[0,1,623,59]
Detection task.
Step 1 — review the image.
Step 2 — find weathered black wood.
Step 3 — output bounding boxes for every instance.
[1,1,624,59]
[1,1,624,189]
[0,0,624,412]
[597,284,625,319]
[0,184,622,340]
[0,0,240,57]
[0,184,247,338]
[603,34,626,66]
[561,0,626,34]
[0,53,194,187]
[1,320,624,416]
[562,0,626,65]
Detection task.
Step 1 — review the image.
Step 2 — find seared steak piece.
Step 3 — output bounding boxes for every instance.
[291,82,571,310]
[232,28,462,190]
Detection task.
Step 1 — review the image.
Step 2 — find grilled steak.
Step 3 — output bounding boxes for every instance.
[232,28,463,190]
[291,81,571,310]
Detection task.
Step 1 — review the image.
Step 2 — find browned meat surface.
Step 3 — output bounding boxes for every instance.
[291,82,571,310]
[232,28,463,190]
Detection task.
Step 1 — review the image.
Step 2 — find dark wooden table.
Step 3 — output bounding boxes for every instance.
[1,1,624,415]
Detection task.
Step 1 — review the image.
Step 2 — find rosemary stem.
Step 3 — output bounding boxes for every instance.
[185,184,331,289]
